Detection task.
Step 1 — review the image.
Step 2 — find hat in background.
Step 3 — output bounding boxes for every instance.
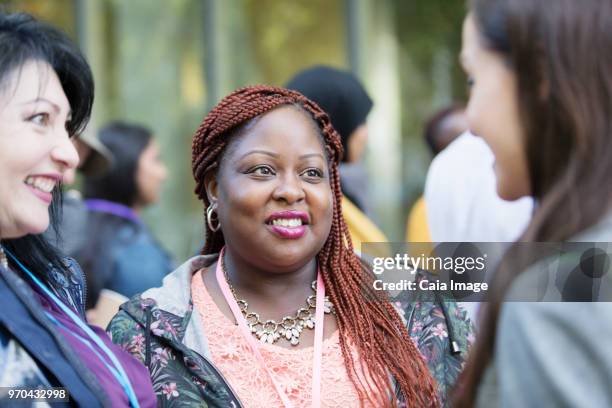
[286,65,373,162]
[77,129,113,176]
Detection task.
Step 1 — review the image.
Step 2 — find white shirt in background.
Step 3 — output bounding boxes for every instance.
[424,131,534,322]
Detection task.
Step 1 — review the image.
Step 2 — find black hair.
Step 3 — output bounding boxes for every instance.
[83,122,152,207]
[423,104,465,156]
[0,13,93,136]
[0,12,94,281]
[286,65,372,163]
[78,121,153,307]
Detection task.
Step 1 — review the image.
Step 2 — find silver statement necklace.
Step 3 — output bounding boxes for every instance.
[221,257,334,346]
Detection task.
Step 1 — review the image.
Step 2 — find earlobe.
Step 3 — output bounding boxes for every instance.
[204,171,219,204]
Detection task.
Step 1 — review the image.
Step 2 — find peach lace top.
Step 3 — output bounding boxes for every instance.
[191,270,379,408]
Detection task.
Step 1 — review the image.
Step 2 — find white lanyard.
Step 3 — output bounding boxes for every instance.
[215,248,324,408]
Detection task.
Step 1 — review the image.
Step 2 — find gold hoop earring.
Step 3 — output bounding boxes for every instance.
[206,203,221,232]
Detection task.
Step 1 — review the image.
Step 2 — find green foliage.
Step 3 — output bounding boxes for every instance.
[243,0,348,86]
[391,0,467,215]
[0,0,76,37]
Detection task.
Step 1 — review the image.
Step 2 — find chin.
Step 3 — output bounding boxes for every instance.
[267,246,317,270]
[24,216,51,236]
[496,182,530,202]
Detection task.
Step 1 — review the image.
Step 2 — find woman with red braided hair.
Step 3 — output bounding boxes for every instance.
[108,85,472,407]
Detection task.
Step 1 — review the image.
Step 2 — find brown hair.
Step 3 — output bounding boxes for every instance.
[192,85,439,407]
[456,0,612,405]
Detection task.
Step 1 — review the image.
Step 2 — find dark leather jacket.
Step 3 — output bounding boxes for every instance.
[0,258,109,407]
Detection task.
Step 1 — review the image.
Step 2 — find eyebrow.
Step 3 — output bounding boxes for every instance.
[20,97,62,114]
[240,150,279,160]
[239,150,325,160]
[299,153,326,160]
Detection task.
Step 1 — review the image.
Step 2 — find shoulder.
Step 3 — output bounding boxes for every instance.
[108,294,151,331]
[107,293,189,346]
[499,301,612,349]
[402,292,474,357]
[496,302,612,406]
[395,271,474,404]
[107,295,153,360]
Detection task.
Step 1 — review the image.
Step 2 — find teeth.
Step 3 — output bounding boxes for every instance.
[24,176,56,193]
[271,218,303,227]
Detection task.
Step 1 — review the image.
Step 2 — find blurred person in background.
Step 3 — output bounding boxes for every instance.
[77,122,173,311]
[62,128,113,186]
[455,0,612,407]
[425,129,532,243]
[406,104,468,243]
[424,127,532,324]
[45,129,113,256]
[286,65,388,252]
[108,86,473,407]
[424,105,469,156]
[0,12,155,407]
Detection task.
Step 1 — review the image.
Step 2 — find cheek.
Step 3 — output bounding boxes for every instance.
[309,184,334,229]
[1,140,47,176]
[217,180,265,225]
[466,81,498,140]
[468,76,516,145]
[139,165,161,192]
[467,77,530,199]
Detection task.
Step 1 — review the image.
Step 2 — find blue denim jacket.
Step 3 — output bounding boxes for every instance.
[105,222,174,298]
[75,208,174,307]
[0,258,108,407]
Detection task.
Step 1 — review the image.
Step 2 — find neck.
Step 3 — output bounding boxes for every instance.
[222,248,317,301]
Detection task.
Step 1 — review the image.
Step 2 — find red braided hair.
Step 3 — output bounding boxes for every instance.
[192,85,439,407]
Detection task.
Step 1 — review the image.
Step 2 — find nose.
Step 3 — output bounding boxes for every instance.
[272,173,305,204]
[51,131,80,171]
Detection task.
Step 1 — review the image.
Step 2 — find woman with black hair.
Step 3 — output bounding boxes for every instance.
[0,12,155,407]
[454,0,612,406]
[78,121,172,308]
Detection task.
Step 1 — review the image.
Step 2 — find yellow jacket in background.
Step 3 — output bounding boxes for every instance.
[406,195,431,243]
[341,196,388,255]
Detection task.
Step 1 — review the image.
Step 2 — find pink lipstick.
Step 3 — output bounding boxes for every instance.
[25,185,53,204]
[266,210,310,239]
[24,174,60,205]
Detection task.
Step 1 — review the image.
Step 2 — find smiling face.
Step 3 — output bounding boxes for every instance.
[0,60,79,238]
[460,14,531,200]
[206,105,334,272]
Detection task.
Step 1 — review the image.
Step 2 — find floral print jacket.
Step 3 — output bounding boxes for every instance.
[107,255,473,407]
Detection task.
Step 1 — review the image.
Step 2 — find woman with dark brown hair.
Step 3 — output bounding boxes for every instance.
[455,0,612,406]
[108,85,473,407]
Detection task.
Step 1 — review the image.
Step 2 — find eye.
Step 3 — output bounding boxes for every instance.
[28,112,50,126]
[249,165,275,176]
[466,76,475,89]
[301,168,324,178]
